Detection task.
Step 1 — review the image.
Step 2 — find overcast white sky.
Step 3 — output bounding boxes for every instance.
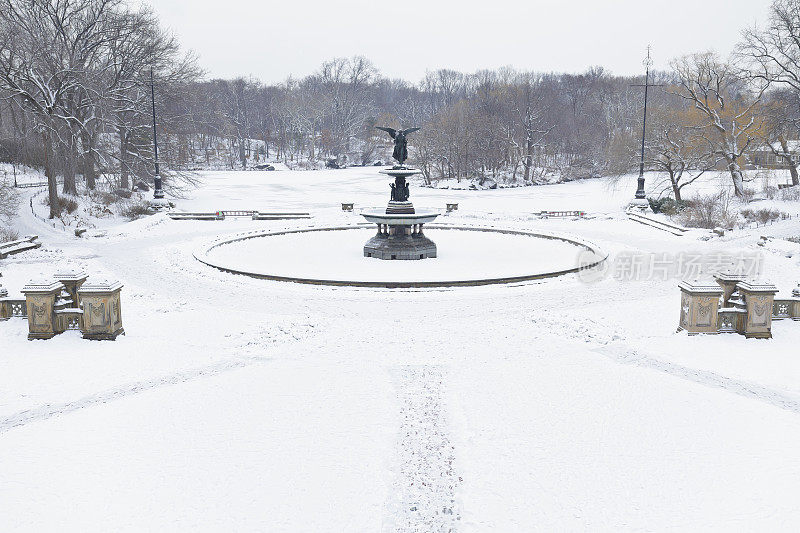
[146,0,771,83]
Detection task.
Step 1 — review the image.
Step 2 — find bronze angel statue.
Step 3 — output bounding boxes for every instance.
[376,126,420,166]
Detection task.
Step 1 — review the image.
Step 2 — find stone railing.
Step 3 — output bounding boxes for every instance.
[55,308,83,331]
[773,299,800,321]
[717,308,745,334]
[680,276,798,339]
[0,299,27,320]
[0,270,124,341]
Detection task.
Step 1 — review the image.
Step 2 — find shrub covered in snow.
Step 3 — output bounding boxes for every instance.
[679,192,739,229]
[648,197,687,215]
[0,180,19,225]
[0,226,19,242]
[42,195,79,216]
[120,201,154,220]
[740,208,785,225]
[780,185,800,201]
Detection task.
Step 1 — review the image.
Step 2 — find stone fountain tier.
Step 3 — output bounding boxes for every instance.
[379,167,422,179]
[380,167,422,214]
[361,209,439,260]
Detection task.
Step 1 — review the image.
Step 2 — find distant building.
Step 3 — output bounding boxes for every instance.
[750,140,800,168]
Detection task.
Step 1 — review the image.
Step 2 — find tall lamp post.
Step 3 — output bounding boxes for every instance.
[149,67,167,206]
[629,46,660,212]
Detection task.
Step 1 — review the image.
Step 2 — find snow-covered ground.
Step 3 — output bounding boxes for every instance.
[2,167,800,531]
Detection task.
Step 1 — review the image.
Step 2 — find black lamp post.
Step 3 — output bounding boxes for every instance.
[635,51,652,199]
[150,67,164,200]
[630,47,661,207]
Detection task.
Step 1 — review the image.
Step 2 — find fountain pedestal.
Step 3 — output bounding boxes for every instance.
[362,167,439,260]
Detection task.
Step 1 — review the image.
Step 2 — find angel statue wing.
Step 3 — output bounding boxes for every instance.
[400,127,421,136]
[375,126,397,139]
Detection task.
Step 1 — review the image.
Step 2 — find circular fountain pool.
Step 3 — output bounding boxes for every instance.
[194,225,607,288]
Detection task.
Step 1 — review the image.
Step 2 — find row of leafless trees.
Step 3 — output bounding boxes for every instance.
[158,64,647,183]
[3,0,800,222]
[161,0,800,197]
[0,0,196,217]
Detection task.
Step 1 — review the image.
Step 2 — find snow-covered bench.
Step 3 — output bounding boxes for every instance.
[537,210,585,218]
[0,235,41,259]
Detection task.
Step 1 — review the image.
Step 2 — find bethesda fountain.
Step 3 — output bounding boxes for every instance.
[361,127,439,260]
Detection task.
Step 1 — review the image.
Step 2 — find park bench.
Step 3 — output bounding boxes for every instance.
[537,210,585,218]
[446,203,459,213]
[0,235,41,259]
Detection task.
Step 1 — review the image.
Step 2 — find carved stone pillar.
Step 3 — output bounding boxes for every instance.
[21,279,65,340]
[78,280,124,340]
[737,281,778,339]
[677,281,723,335]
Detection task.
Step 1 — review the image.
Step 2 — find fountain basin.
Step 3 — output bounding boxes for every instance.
[361,209,439,260]
[193,225,608,288]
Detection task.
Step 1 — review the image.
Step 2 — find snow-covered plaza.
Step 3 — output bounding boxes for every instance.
[2,168,800,530]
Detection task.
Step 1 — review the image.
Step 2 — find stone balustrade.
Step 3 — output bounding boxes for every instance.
[717,307,745,334]
[772,284,800,322]
[679,275,793,338]
[0,299,27,320]
[2,270,124,341]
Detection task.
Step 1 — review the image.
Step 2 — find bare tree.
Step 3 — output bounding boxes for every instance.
[508,73,554,182]
[740,0,800,91]
[646,108,717,201]
[739,1,800,186]
[755,89,800,185]
[0,0,87,215]
[671,52,765,197]
[316,56,378,162]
